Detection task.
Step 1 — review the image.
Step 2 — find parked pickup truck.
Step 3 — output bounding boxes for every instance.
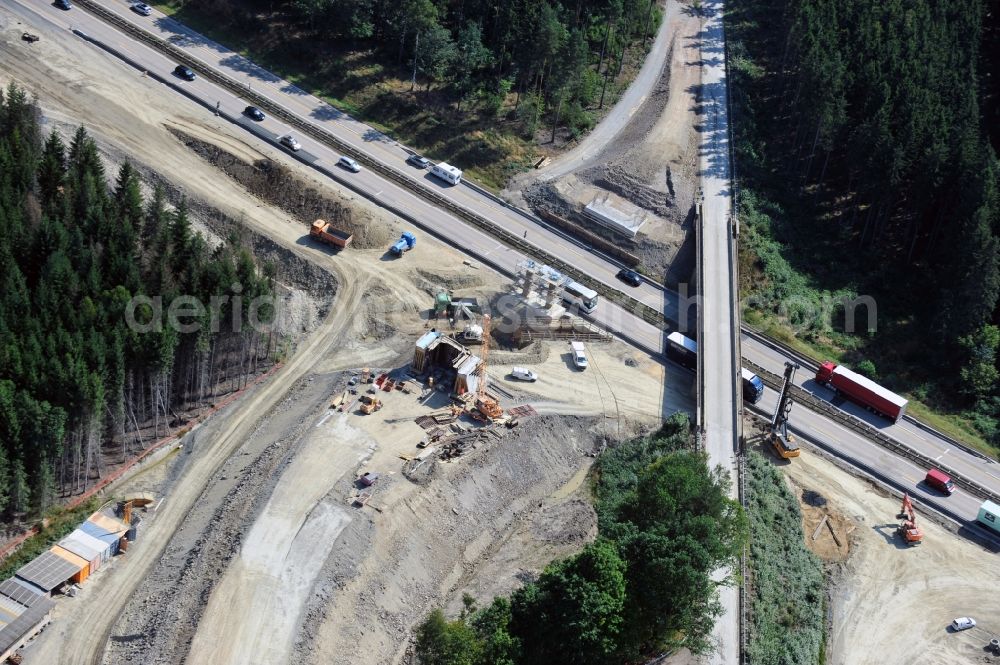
[310,219,353,249]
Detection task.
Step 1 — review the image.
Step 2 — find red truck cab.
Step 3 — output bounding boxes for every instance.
[925,468,955,495]
[815,361,837,383]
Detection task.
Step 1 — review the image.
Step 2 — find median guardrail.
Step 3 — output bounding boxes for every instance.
[72,0,665,331]
[743,358,1000,506]
[741,326,996,463]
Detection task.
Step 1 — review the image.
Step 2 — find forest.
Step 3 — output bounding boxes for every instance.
[161,0,662,186]
[413,415,748,664]
[727,0,1000,450]
[0,84,276,520]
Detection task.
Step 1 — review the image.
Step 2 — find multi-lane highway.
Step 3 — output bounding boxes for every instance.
[9,3,999,665]
[80,0,676,316]
[743,337,1000,492]
[17,0,999,511]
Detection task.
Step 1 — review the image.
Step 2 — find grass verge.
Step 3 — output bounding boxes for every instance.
[746,450,824,664]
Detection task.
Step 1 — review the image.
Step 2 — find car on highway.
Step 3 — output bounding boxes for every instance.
[951,617,976,631]
[54,0,72,9]
[279,135,302,152]
[510,367,538,382]
[130,2,153,16]
[338,156,361,172]
[243,106,265,121]
[406,154,431,169]
[173,65,196,81]
[616,268,643,287]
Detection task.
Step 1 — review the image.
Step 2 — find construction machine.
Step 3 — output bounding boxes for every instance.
[359,395,382,415]
[896,493,924,545]
[770,362,801,458]
[474,314,503,421]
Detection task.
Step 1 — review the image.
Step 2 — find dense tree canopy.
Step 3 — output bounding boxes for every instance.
[414,414,748,664]
[0,84,275,519]
[729,0,1000,447]
[176,0,661,138]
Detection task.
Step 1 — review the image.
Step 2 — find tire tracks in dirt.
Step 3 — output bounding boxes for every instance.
[55,265,367,665]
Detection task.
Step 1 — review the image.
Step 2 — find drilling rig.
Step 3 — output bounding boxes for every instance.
[770,362,801,458]
[475,314,503,420]
[896,493,924,545]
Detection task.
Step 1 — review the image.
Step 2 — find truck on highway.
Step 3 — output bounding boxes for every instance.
[741,367,764,404]
[666,332,696,371]
[390,231,416,256]
[562,280,599,314]
[976,500,999,536]
[310,219,353,249]
[430,162,462,185]
[814,361,908,422]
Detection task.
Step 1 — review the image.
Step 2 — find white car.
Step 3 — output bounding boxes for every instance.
[130,2,152,16]
[279,135,301,152]
[570,341,588,370]
[951,617,976,631]
[338,156,361,172]
[511,367,537,382]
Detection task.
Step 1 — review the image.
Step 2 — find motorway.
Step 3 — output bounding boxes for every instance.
[742,338,1000,492]
[9,2,999,664]
[15,0,997,536]
[75,0,676,320]
[15,0,998,511]
[753,390,991,527]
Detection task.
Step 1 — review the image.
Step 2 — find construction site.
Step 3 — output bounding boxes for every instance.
[3,2,1000,665]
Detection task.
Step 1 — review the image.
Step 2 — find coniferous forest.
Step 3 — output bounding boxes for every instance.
[161,0,663,187]
[0,85,276,519]
[728,0,1000,449]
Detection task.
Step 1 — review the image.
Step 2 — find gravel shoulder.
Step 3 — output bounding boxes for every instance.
[2,10,690,665]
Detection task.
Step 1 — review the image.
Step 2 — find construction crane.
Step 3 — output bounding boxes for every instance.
[770,362,801,458]
[896,493,924,545]
[474,314,503,420]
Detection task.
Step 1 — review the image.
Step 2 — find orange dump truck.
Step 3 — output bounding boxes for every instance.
[310,219,353,248]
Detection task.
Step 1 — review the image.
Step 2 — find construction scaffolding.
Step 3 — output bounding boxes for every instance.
[511,260,568,313]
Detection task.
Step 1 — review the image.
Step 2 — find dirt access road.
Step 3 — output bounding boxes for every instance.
[535,0,682,181]
[780,449,1000,665]
[3,11,693,665]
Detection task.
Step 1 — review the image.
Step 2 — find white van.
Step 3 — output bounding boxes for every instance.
[511,367,538,382]
[570,342,588,370]
[430,162,462,185]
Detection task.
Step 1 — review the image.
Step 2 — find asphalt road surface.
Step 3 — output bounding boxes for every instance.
[535,0,677,181]
[13,0,997,531]
[693,1,740,663]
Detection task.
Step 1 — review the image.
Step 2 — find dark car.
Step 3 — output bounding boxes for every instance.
[54,0,72,9]
[173,65,196,81]
[406,154,431,169]
[243,106,265,121]
[617,268,642,287]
